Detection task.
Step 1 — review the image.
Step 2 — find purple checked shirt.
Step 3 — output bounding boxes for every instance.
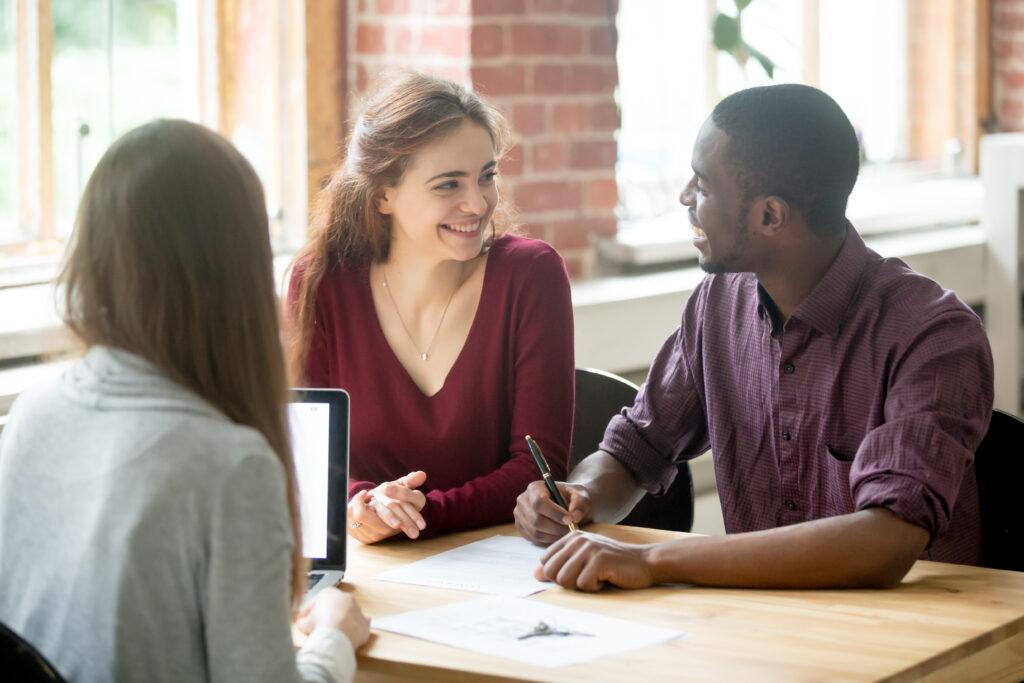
[601,227,993,565]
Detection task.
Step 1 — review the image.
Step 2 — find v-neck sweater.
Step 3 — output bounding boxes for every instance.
[299,234,575,537]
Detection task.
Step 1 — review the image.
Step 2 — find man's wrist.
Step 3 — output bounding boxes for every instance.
[642,541,680,585]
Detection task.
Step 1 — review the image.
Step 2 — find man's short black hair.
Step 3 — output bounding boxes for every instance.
[711,84,859,234]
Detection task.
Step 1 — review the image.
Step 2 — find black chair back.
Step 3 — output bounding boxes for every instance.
[0,621,66,682]
[572,367,694,532]
[975,409,1024,571]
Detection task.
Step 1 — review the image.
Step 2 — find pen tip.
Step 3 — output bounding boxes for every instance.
[525,435,532,441]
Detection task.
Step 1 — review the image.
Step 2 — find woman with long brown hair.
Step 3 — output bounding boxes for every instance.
[0,119,368,682]
[288,72,575,545]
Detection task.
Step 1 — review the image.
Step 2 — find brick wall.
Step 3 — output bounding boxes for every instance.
[348,0,620,277]
[995,0,1024,130]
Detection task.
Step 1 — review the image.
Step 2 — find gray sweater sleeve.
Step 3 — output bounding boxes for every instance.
[204,452,355,683]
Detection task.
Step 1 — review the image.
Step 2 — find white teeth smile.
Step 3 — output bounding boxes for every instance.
[443,221,480,233]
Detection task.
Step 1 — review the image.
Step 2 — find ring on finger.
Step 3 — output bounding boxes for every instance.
[349,521,362,529]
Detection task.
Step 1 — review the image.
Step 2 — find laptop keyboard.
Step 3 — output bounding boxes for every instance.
[307,572,324,590]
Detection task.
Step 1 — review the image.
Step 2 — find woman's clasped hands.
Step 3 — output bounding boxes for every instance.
[348,470,428,543]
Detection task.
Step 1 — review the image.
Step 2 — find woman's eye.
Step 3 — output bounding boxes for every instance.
[435,180,459,191]
[480,171,497,184]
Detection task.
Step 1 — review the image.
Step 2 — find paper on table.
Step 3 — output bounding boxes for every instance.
[372,595,686,668]
[373,535,549,597]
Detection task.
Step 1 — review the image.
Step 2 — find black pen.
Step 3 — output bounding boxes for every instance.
[525,435,578,532]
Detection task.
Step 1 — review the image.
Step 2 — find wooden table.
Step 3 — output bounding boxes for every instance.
[343,524,1024,682]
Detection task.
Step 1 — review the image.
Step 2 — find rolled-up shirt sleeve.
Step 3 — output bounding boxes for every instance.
[850,310,994,542]
[600,284,711,495]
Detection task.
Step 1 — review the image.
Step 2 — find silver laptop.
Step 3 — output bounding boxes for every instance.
[288,388,349,607]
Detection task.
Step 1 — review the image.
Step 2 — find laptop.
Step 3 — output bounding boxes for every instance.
[288,388,350,607]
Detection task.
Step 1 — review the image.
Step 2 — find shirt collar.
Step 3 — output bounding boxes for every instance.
[786,223,870,337]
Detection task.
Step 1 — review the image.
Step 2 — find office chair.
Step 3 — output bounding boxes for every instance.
[571,367,694,532]
[0,621,66,682]
[975,409,1024,572]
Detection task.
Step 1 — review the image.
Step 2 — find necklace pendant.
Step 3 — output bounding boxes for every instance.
[420,352,428,361]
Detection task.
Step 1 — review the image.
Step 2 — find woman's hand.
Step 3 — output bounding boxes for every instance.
[296,587,371,650]
[348,471,428,543]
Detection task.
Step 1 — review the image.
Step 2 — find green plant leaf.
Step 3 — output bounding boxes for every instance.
[712,13,740,52]
[745,42,775,78]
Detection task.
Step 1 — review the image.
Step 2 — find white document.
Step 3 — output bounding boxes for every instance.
[373,535,549,597]
[372,595,686,668]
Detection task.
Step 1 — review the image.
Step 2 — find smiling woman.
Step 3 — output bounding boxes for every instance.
[286,72,575,546]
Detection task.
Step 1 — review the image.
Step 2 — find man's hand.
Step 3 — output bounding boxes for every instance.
[514,479,592,545]
[534,531,656,591]
[348,470,427,544]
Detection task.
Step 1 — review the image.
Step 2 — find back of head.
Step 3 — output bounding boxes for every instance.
[711,84,859,234]
[60,119,306,605]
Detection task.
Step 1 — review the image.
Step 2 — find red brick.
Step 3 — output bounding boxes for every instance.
[995,6,1024,30]
[471,64,527,95]
[589,25,616,56]
[500,143,525,176]
[513,103,546,135]
[589,101,619,131]
[393,26,414,55]
[377,0,410,13]
[529,0,566,12]
[549,220,591,250]
[514,180,582,211]
[998,96,1024,123]
[356,63,371,92]
[420,25,471,57]
[428,0,469,15]
[569,0,612,14]
[553,103,586,133]
[548,217,616,250]
[569,140,617,170]
[533,140,565,171]
[567,64,618,93]
[997,67,1024,89]
[563,255,583,279]
[471,24,504,57]
[587,178,618,210]
[355,24,387,54]
[473,0,526,15]
[534,64,566,94]
[511,24,583,56]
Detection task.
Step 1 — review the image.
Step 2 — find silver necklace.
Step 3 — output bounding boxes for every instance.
[381,263,464,361]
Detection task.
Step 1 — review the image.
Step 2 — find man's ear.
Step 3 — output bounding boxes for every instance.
[375,188,395,215]
[754,195,789,237]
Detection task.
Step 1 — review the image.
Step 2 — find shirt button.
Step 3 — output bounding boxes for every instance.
[783,363,795,374]
[784,500,797,511]
[782,431,791,441]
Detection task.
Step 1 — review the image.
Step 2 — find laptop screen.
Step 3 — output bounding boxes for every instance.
[288,388,349,570]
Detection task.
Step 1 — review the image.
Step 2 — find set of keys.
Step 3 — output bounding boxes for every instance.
[517,619,594,640]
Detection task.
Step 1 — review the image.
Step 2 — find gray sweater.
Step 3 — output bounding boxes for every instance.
[0,346,354,682]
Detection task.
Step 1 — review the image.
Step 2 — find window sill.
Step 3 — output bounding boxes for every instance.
[0,223,988,419]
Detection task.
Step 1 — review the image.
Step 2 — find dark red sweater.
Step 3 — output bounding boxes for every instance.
[297,235,574,537]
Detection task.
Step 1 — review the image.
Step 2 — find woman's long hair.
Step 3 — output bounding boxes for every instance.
[59,119,307,609]
[286,71,515,382]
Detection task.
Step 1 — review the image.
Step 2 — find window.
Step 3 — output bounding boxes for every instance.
[612,0,985,264]
[0,0,307,261]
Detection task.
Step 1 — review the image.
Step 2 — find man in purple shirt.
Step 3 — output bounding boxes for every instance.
[514,84,994,590]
